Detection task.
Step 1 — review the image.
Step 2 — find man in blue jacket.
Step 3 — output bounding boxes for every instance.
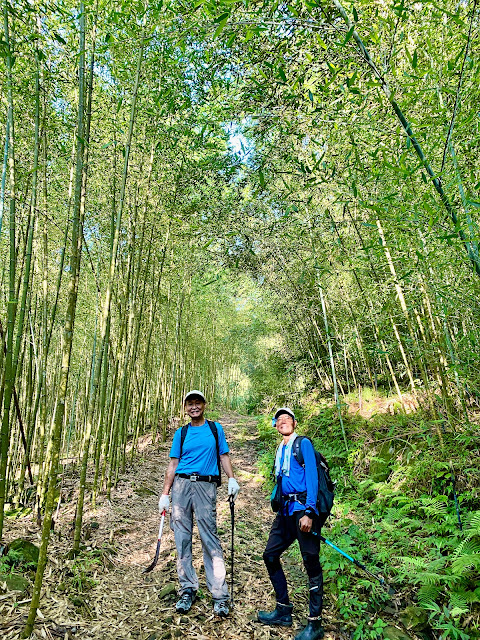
[258,407,324,640]
[158,391,240,618]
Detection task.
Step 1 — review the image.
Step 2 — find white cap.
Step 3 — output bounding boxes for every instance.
[274,407,295,421]
[183,390,206,404]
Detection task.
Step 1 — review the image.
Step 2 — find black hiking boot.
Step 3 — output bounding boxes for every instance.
[294,619,324,640]
[175,588,196,613]
[257,602,293,626]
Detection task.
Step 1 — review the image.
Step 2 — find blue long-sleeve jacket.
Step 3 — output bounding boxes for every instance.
[278,438,318,516]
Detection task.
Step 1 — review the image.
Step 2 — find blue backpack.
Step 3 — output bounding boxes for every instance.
[292,436,335,523]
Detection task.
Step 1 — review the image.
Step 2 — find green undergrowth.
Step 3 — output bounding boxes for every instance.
[256,407,480,639]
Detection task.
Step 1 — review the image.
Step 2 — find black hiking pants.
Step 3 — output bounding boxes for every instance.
[263,511,323,618]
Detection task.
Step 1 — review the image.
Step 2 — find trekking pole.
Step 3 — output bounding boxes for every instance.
[312,532,395,595]
[228,495,235,606]
[144,510,166,573]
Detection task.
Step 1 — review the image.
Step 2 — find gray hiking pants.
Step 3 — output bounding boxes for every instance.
[170,476,229,601]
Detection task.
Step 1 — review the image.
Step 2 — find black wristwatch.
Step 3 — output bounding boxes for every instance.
[304,507,315,519]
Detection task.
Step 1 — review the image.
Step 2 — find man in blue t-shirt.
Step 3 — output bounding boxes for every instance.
[258,407,324,640]
[158,391,240,618]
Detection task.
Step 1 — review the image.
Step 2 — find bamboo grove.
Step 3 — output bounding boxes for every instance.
[1,0,479,635]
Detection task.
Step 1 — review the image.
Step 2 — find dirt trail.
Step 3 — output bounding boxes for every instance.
[1,413,343,640]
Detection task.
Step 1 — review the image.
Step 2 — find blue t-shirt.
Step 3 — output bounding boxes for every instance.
[170,421,229,476]
[279,438,318,516]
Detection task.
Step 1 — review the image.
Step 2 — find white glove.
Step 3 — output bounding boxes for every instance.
[227,478,240,500]
[158,494,170,513]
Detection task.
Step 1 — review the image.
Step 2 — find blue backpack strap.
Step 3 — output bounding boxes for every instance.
[206,420,221,484]
[292,435,308,467]
[293,436,331,476]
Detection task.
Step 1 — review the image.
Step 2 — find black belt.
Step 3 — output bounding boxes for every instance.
[176,473,220,484]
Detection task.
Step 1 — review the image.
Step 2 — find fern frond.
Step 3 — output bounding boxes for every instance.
[465,511,480,531]
[453,537,480,559]
[384,508,405,523]
[419,497,449,514]
[417,584,442,608]
[415,571,447,586]
[451,553,480,574]
[454,588,480,605]
[449,592,469,614]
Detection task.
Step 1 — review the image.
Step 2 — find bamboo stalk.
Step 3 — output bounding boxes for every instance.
[23,4,87,633]
[0,0,18,538]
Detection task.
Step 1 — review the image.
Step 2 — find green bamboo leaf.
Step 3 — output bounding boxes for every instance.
[213,17,228,39]
[343,25,354,45]
[54,32,67,45]
[214,12,230,23]
[278,66,287,83]
[412,49,418,69]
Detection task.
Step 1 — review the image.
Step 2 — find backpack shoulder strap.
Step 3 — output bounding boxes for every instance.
[206,420,221,480]
[179,424,189,459]
[292,435,312,467]
[206,419,219,443]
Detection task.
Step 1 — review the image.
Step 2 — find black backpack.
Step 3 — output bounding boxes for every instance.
[179,420,222,487]
[292,436,335,523]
